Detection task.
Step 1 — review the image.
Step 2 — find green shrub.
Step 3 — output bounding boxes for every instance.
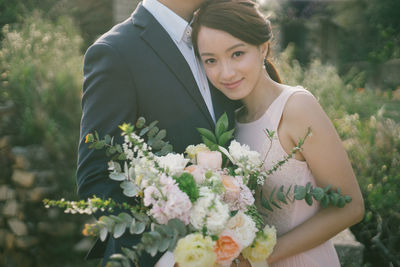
[0,11,83,161]
[275,44,400,265]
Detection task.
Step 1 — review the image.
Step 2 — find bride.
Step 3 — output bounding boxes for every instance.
[190,0,365,266]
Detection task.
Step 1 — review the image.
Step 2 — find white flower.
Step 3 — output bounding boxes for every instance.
[190,187,230,235]
[185,144,209,163]
[225,211,257,248]
[228,140,262,166]
[155,153,189,176]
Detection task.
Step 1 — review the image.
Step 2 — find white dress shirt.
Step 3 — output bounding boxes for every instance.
[142,0,216,123]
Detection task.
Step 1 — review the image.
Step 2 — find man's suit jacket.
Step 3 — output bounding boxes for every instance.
[77,3,236,266]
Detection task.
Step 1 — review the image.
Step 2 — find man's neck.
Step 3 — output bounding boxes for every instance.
[157,0,199,22]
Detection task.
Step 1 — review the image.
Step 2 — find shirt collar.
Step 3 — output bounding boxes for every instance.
[143,0,190,44]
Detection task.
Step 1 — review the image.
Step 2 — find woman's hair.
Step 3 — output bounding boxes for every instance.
[192,0,281,83]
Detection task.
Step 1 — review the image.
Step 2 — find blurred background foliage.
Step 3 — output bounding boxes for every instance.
[0,0,399,266]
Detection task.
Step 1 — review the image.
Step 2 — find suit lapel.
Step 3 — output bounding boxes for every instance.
[131,4,215,128]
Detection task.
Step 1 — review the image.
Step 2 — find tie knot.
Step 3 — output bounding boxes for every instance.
[182,25,192,48]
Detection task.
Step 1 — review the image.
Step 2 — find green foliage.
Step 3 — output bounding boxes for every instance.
[107,219,188,267]
[276,45,400,265]
[174,172,199,203]
[197,113,235,151]
[0,12,83,161]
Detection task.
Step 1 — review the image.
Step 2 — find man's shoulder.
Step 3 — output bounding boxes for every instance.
[93,18,140,49]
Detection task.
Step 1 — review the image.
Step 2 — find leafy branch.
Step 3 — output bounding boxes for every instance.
[104,219,188,267]
[197,112,234,151]
[84,117,173,160]
[260,182,353,212]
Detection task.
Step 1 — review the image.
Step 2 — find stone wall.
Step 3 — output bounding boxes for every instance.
[0,137,94,266]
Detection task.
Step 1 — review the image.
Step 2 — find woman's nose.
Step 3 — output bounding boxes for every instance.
[220,61,235,80]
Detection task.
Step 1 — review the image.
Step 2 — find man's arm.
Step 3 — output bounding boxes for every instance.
[77,41,137,207]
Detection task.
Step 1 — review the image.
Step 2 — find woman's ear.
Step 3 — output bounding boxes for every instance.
[260,41,269,58]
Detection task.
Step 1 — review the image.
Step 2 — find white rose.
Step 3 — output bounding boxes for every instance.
[228,141,262,166]
[226,211,257,248]
[156,153,190,176]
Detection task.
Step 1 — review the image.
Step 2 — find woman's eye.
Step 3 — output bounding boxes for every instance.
[204,58,216,64]
[233,51,244,58]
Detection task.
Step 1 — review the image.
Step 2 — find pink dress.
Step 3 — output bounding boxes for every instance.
[235,85,340,267]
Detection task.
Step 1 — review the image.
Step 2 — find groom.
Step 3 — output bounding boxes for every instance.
[77,0,236,266]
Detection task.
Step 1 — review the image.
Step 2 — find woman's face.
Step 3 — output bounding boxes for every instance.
[197,26,267,101]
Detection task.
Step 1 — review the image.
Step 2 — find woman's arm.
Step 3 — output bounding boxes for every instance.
[267,92,364,264]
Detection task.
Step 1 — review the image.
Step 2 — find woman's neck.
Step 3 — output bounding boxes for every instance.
[241,74,282,123]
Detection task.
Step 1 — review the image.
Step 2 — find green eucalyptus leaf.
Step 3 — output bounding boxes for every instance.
[110,215,124,223]
[260,194,273,211]
[129,218,136,234]
[120,181,139,197]
[305,194,313,206]
[109,254,130,267]
[135,117,146,128]
[118,213,133,224]
[337,196,346,208]
[271,200,282,209]
[168,230,179,251]
[131,221,146,234]
[113,222,127,238]
[105,135,112,144]
[100,216,115,231]
[277,186,288,204]
[95,140,106,149]
[109,172,126,181]
[321,195,330,208]
[330,193,339,206]
[311,187,325,201]
[147,126,159,138]
[139,126,150,137]
[145,243,159,257]
[324,185,332,193]
[218,129,235,147]
[197,128,217,143]
[158,236,170,252]
[155,129,166,140]
[121,247,138,263]
[100,226,108,241]
[152,140,165,150]
[344,195,352,203]
[108,146,117,154]
[157,144,173,156]
[294,185,307,200]
[168,219,186,237]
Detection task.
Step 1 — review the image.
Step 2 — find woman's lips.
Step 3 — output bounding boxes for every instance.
[221,78,243,89]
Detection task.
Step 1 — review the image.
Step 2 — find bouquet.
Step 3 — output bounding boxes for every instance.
[44,114,351,267]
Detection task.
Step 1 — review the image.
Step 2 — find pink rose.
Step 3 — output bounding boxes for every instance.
[197,151,222,170]
[185,165,206,184]
[222,175,241,202]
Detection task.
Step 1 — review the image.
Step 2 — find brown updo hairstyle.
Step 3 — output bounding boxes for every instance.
[191,0,281,84]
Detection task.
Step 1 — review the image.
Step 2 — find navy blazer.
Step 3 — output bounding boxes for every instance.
[77,3,236,266]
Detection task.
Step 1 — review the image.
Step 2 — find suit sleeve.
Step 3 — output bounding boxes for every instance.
[77,41,137,205]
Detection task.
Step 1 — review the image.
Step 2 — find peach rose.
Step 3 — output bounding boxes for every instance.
[222,175,240,201]
[214,231,241,266]
[184,165,206,184]
[197,151,222,170]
